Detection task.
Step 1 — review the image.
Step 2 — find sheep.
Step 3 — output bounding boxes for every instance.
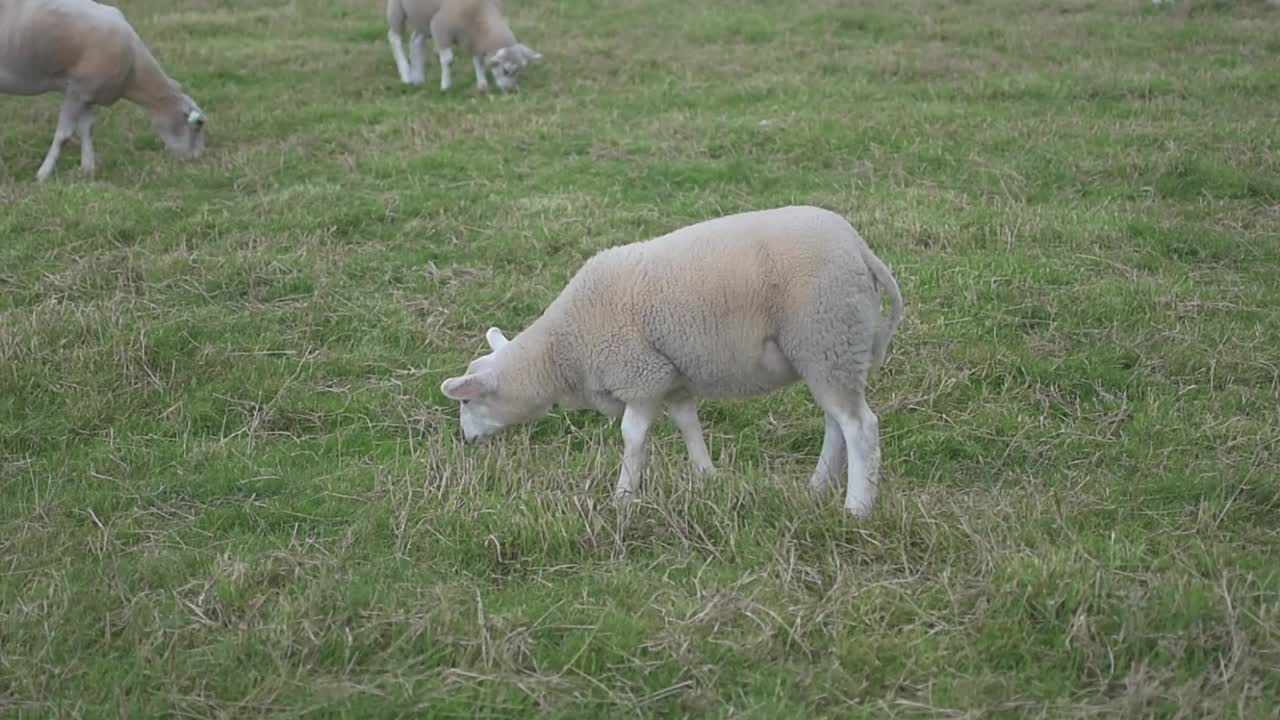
[0,0,206,182]
[386,0,542,92]
[440,206,905,517]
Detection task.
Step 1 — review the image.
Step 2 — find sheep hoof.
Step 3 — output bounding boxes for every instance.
[843,501,873,518]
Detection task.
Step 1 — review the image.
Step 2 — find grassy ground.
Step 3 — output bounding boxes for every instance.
[3,0,1279,716]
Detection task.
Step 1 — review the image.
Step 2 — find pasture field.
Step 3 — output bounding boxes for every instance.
[2,0,1279,716]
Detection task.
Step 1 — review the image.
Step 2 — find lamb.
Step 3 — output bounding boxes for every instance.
[440,206,905,517]
[386,0,542,92]
[0,0,206,182]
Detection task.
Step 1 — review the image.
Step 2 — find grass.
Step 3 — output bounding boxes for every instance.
[2,0,1279,716]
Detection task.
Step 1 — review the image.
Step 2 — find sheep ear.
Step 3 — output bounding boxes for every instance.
[486,327,509,351]
[441,371,495,401]
[518,44,542,62]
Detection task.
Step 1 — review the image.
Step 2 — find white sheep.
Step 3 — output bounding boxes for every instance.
[0,0,206,182]
[440,206,905,517]
[386,0,542,92]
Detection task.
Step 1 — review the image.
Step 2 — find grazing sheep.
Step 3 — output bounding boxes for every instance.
[440,206,905,517]
[386,0,542,92]
[0,0,206,182]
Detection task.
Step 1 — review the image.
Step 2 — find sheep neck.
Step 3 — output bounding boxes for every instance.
[122,42,180,116]
[500,321,569,410]
[472,8,516,54]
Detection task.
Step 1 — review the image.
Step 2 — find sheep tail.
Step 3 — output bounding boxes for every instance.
[862,246,903,370]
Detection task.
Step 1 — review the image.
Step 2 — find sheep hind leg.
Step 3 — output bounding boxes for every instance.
[808,411,846,496]
[36,95,83,183]
[77,109,95,175]
[388,31,412,83]
[859,401,882,508]
[806,382,877,517]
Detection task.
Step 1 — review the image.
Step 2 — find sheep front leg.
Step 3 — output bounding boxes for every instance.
[472,55,489,92]
[437,48,454,91]
[668,397,715,477]
[77,109,95,176]
[615,402,660,500]
[408,32,428,84]
[36,95,83,183]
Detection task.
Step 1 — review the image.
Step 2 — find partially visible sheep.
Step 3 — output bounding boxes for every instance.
[1154,0,1280,5]
[440,206,905,517]
[386,0,541,92]
[0,0,206,182]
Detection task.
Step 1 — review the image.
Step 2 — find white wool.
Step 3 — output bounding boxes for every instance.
[387,0,541,91]
[441,206,905,517]
[0,0,206,182]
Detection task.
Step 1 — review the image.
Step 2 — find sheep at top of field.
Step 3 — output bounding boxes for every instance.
[439,206,905,517]
[0,0,206,183]
[386,0,541,92]
[1153,0,1280,5]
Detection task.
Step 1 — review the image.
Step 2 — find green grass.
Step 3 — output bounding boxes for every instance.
[3,0,1279,716]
